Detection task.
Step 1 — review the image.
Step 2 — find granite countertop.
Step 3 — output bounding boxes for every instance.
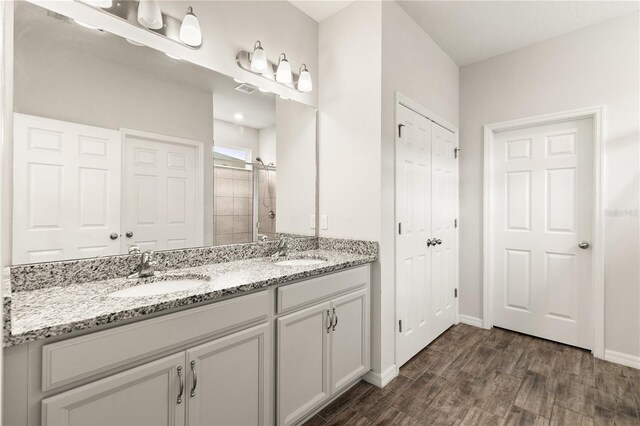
[4,250,376,347]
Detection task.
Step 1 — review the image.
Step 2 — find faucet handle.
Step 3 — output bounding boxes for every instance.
[128,245,141,255]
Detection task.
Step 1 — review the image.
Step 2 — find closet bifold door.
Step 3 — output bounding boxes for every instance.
[430,123,458,338]
[395,104,433,367]
[185,323,271,426]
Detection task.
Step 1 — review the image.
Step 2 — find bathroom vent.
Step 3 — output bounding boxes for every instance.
[234,83,258,94]
[47,10,73,23]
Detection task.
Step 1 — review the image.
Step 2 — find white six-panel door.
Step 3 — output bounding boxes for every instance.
[13,113,121,264]
[396,106,432,367]
[396,104,458,367]
[492,118,593,349]
[123,135,203,252]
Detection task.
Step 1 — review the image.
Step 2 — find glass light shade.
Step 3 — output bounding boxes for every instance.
[250,42,268,73]
[276,54,292,84]
[180,7,201,47]
[80,0,112,7]
[297,66,313,92]
[137,0,163,30]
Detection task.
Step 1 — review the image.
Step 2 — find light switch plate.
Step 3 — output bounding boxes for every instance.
[310,214,316,229]
[320,215,328,230]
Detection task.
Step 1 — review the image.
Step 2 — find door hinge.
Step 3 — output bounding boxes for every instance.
[454,147,460,159]
[398,123,405,138]
[454,219,458,228]
[454,289,458,298]
[399,320,403,333]
[398,222,402,235]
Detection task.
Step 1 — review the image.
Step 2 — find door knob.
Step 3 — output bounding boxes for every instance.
[126,231,134,238]
[578,241,590,249]
[435,239,442,245]
[427,239,434,246]
[109,233,119,240]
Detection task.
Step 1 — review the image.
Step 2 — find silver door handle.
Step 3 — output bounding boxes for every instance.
[326,309,332,333]
[578,241,590,249]
[177,366,184,404]
[109,233,119,240]
[126,231,134,238]
[332,307,338,331]
[190,361,197,397]
[435,239,442,245]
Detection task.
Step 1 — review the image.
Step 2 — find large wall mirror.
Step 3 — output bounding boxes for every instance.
[10,2,317,265]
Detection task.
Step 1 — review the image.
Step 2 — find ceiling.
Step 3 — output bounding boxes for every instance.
[15,2,276,129]
[288,1,353,22]
[397,1,640,66]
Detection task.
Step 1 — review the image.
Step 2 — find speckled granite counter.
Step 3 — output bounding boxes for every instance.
[4,249,376,347]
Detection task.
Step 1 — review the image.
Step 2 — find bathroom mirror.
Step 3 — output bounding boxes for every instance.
[10,2,317,264]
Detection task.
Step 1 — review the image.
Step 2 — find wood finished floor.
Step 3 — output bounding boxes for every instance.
[304,324,640,426]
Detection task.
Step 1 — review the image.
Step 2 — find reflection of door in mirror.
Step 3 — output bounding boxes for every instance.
[12,114,122,264]
[123,131,204,253]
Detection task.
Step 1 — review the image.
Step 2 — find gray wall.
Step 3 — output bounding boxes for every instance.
[460,12,640,357]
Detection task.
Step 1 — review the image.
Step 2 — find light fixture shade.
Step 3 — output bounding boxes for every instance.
[297,65,313,92]
[250,41,268,73]
[80,0,112,8]
[180,7,201,47]
[276,53,292,84]
[137,0,163,30]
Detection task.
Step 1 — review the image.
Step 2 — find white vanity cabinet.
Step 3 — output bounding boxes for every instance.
[276,266,370,426]
[41,353,186,426]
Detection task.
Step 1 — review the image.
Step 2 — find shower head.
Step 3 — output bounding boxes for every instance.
[256,157,264,165]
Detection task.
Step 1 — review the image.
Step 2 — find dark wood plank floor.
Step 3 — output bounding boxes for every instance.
[304,324,640,425]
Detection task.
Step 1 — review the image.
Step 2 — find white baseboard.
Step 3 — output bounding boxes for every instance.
[458,314,484,328]
[363,364,397,388]
[604,350,640,370]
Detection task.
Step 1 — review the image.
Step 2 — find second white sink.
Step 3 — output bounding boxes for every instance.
[108,279,206,298]
[274,258,327,267]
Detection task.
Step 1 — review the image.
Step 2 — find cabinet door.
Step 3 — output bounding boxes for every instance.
[330,288,370,393]
[185,323,271,426]
[41,353,185,426]
[277,301,331,426]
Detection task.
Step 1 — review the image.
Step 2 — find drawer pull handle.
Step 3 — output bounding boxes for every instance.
[326,309,332,333]
[177,366,184,404]
[190,361,198,397]
[332,307,338,331]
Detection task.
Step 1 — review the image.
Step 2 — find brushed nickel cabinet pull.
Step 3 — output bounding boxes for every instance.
[332,307,338,331]
[177,366,184,404]
[190,361,198,397]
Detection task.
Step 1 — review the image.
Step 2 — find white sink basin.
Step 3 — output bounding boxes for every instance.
[274,258,327,267]
[108,280,206,298]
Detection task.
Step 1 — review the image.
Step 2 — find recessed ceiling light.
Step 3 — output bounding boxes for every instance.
[74,19,99,30]
[234,113,244,120]
[258,87,270,93]
[165,52,181,60]
[234,78,245,84]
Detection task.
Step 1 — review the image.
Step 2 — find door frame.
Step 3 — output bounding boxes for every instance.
[120,128,205,252]
[393,92,460,369]
[482,105,605,358]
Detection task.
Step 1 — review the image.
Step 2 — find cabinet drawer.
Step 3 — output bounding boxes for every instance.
[42,290,269,392]
[276,265,370,314]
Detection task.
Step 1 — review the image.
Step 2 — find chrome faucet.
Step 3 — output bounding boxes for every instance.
[128,250,158,279]
[271,237,289,259]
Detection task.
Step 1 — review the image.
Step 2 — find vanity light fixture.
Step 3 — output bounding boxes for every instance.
[275,53,292,84]
[179,6,202,47]
[137,0,163,30]
[74,19,99,30]
[297,64,313,93]
[250,41,268,73]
